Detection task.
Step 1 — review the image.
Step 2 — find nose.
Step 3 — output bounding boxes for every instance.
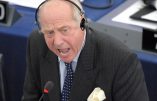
[53,33,64,47]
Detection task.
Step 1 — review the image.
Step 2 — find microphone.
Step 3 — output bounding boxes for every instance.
[39,81,54,101]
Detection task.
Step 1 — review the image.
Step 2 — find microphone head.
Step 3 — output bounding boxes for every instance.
[43,81,54,94]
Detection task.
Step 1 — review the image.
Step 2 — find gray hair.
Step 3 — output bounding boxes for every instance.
[65,0,84,23]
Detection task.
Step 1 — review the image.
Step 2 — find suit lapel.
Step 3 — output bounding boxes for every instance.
[70,29,97,101]
[40,50,61,101]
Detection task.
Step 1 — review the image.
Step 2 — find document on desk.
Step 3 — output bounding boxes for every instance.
[112,1,157,31]
[142,11,157,22]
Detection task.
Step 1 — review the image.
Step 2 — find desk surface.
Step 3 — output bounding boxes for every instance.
[98,0,142,32]
[97,0,157,55]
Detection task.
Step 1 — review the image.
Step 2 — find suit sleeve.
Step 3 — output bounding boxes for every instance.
[112,53,149,101]
[22,31,42,101]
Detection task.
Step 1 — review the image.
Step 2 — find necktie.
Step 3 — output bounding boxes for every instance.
[61,62,73,101]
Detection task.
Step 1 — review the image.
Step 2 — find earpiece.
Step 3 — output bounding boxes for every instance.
[35,0,87,30]
[80,18,86,30]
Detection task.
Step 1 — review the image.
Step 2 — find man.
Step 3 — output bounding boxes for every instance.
[22,0,149,101]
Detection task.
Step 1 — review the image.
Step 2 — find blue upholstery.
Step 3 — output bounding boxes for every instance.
[137,51,157,101]
[83,0,126,21]
[0,54,5,101]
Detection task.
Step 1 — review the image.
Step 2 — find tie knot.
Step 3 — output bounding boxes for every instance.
[65,62,70,66]
[65,62,73,72]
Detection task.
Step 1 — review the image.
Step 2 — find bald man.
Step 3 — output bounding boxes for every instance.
[22,0,149,101]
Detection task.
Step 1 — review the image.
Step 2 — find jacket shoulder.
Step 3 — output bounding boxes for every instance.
[28,30,48,57]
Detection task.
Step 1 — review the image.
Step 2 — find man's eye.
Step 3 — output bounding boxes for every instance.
[45,31,54,38]
[47,31,54,35]
[62,28,68,32]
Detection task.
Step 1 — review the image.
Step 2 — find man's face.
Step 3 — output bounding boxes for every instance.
[39,1,84,63]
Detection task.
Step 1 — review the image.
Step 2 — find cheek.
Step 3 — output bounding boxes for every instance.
[45,37,50,46]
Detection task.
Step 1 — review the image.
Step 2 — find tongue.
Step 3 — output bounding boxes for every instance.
[59,48,69,54]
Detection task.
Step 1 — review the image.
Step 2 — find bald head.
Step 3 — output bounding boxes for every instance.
[37,0,83,28]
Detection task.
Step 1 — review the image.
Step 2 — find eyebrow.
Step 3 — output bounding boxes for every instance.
[59,26,69,29]
[57,26,70,31]
[42,25,70,32]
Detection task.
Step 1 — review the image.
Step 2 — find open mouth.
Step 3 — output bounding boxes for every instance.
[58,48,70,56]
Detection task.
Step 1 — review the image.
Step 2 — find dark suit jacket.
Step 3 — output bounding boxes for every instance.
[22,25,149,101]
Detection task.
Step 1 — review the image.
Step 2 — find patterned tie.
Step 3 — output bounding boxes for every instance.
[61,62,73,101]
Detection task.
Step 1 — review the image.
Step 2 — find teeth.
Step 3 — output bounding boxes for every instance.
[58,48,70,55]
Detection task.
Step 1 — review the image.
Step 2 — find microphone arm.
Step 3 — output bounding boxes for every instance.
[39,94,44,101]
[38,81,54,101]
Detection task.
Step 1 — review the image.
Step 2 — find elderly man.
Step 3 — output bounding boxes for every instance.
[22,0,149,101]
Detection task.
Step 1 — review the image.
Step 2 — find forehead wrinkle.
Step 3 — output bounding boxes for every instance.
[38,0,74,19]
[41,21,69,32]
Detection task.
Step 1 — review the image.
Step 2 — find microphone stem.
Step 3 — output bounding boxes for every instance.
[39,93,44,101]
